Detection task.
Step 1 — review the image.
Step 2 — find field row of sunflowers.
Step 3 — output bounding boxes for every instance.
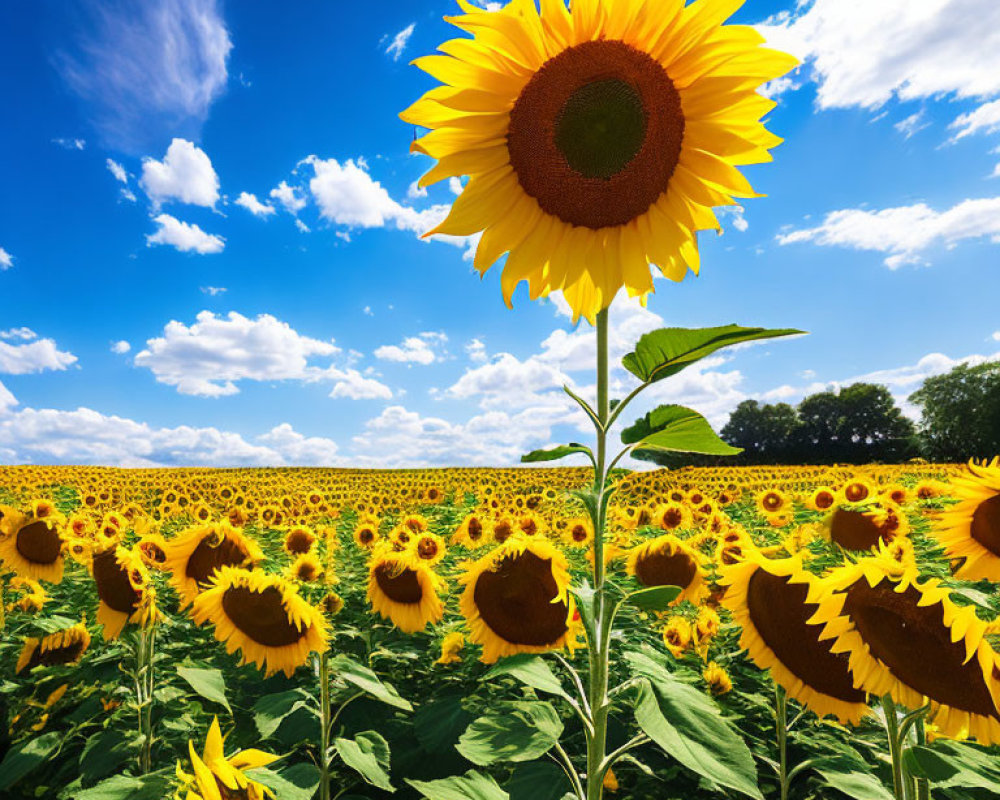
[2,460,1000,800]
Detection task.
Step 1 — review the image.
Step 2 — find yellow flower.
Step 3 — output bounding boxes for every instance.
[703,662,732,695]
[367,550,445,634]
[402,0,796,322]
[661,616,692,659]
[16,622,91,674]
[933,457,1000,580]
[175,717,278,800]
[626,533,708,606]
[436,632,466,665]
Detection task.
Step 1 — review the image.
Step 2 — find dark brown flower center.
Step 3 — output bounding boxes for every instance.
[815,491,835,510]
[221,585,306,647]
[661,508,684,529]
[571,524,588,542]
[92,548,140,614]
[375,563,424,604]
[285,530,313,554]
[358,528,375,545]
[746,569,865,704]
[830,509,884,552]
[762,493,783,512]
[507,40,683,229]
[494,521,513,543]
[467,517,483,541]
[15,521,62,565]
[634,546,696,589]
[843,580,999,719]
[473,551,568,647]
[844,483,869,503]
[417,537,440,560]
[185,536,251,588]
[27,639,85,670]
[971,494,1000,556]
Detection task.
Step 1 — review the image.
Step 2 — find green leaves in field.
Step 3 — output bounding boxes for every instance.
[69,771,174,800]
[484,654,571,701]
[246,764,323,800]
[520,443,593,465]
[176,664,231,712]
[622,404,740,457]
[0,731,63,790]
[457,701,563,766]
[408,770,509,800]
[627,650,763,800]
[904,740,1000,790]
[622,585,681,612]
[254,688,317,739]
[622,325,803,385]
[335,731,394,791]
[329,654,413,711]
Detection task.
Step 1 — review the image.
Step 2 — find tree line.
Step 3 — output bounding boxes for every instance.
[634,361,1000,467]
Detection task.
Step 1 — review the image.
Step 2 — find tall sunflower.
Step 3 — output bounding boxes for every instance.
[175,716,278,800]
[191,566,328,678]
[0,510,65,584]
[626,532,707,605]
[402,0,797,322]
[163,522,264,609]
[933,457,1000,580]
[719,550,869,724]
[459,535,574,663]
[813,555,1000,743]
[367,549,445,633]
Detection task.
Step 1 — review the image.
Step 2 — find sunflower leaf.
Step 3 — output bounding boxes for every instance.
[176,664,231,713]
[68,771,174,800]
[623,585,682,612]
[407,770,509,800]
[0,731,63,790]
[623,404,741,456]
[329,654,414,711]
[903,741,1000,789]
[456,701,564,766]
[483,654,572,701]
[811,757,895,800]
[335,731,394,792]
[622,325,804,384]
[246,764,322,800]
[254,689,316,739]
[627,650,764,800]
[520,443,594,465]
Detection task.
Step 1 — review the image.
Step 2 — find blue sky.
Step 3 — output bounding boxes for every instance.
[1,0,999,467]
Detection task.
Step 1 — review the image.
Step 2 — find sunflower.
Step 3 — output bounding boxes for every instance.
[492,514,516,544]
[91,545,157,639]
[452,511,491,548]
[652,501,693,532]
[719,550,869,725]
[413,531,447,565]
[353,516,381,549]
[175,716,278,800]
[661,615,692,658]
[563,516,593,548]
[191,567,328,678]
[842,478,874,504]
[286,553,325,583]
[163,522,264,609]
[459,535,574,663]
[824,506,889,553]
[806,486,838,512]
[755,489,788,516]
[703,661,732,695]
[403,0,796,322]
[15,622,91,674]
[0,511,65,583]
[7,576,48,613]
[933,457,1000,581]
[626,533,707,605]
[283,525,316,556]
[814,555,1000,743]
[137,531,170,571]
[436,631,466,665]
[367,550,445,633]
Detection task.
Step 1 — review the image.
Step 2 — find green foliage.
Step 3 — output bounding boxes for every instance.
[335,731,394,791]
[407,770,510,800]
[456,701,564,766]
[911,361,1000,461]
[623,404,741,457]
[520,444,594,465]
[176,664,231,712]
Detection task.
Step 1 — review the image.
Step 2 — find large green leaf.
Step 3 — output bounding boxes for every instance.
[407,770,509,800]
[627,651,763,800]
[622,404,741,456]
[329,654,413,711]
[622,325,804,384]
[246,764,322,800]
[484,654,571,701]
[335,731,394,792]
[254,689,316,739]
[623,585,681,612]
[177,665,231,713]
[0,731,62,790]
[457,701,563,766]
[505,762,570,800]
[520,443,593,465]
[414,693,474,754]
[813,760,894,800]
[70,772,174,800]
[904,741,1000,790]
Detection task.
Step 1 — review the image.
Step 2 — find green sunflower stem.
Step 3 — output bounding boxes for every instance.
[134,623,156,774]
[914,718,929,800]
[882,695,906,800]
[775,685,790,800]
[319,651,332,800]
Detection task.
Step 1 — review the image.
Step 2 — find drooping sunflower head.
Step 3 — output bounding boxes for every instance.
[626,533,707,605]
[0,513,66,584]
[719,550,870,725]
[15,621,91,674]
[459,535,574,663]
[91,545,157,640]
[190,567,329,678]
[814,557,1000,743]
[163,522,264,609]
[933,457,1000,581]
[367,550,445,634]
[403,0,797,322]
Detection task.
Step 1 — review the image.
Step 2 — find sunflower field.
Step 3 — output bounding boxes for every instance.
[3,459,1000,800]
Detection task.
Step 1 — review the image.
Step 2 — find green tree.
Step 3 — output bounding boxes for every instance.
[910,362,1000,461]
[720,400,800,464]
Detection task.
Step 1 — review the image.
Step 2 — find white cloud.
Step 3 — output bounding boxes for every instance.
[446,353,574,409]
[200,286,227,296]
[0,381,16,411]
[0,328,36,341]
[375,332,448,365]
[106,158,129,184]
[950,98,1000,141]
[385,23,415,61]
[235,191,276,217]
[295,219,311,233]
[147,214,225,254]
[448,176,464,195]
[895,110,930,139]
[111,340,131,354]
[465,338,487,363]
[0,336,77,375]
[57,0,231,152]
[270,180,307,214]
[134,310,340,396]
[363,305,374,317]
[140,138,220,207]
[328,370,394,400]
[992,331,1000,341]
[53,138,86,150]
[257,423,341,464]
[406,180,427,199]
[719,205,748,233]
[776,197,1000,268]
[757,0,1000,110]
[0,248,13,270]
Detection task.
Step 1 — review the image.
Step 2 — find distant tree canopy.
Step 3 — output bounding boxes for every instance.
[910,362,1000,462]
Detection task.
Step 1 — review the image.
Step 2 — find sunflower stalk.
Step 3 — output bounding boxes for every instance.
[881,695,907,800]
[132,623,156,774]
[318,651,333,800]
[775,685,790,800]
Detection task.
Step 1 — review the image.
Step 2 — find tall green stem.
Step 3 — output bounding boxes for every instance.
[775,686,789,800]
[319,652,332,800]
[134,624,156,774]
[584,309,610,800]
[882,695,905,800]
[914,719,929,800]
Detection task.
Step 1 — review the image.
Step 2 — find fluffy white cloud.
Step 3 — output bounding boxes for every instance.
[895,110,929,139]
[375,332,448,365]
[147,214,225,254]
[950,98,1000,141]
[106,158,128,184]
[328,370,393,400]
[0,336,77,375]
[0,328,36,341]
[0,247,13,270]
[993,331,1000,341]
[57,0,231,151]
[235,191,276,217]
[446,353,573,409]
[385,23,415,61]
[257,423,341,464]
[0,381,16,410]
[777,197,1000,268]
[270,181,307,214]
[140,138,220,207]
[111,340,131,354]
[757,0,1000,110]
[465,338,487,363]
[134,311,340,396]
